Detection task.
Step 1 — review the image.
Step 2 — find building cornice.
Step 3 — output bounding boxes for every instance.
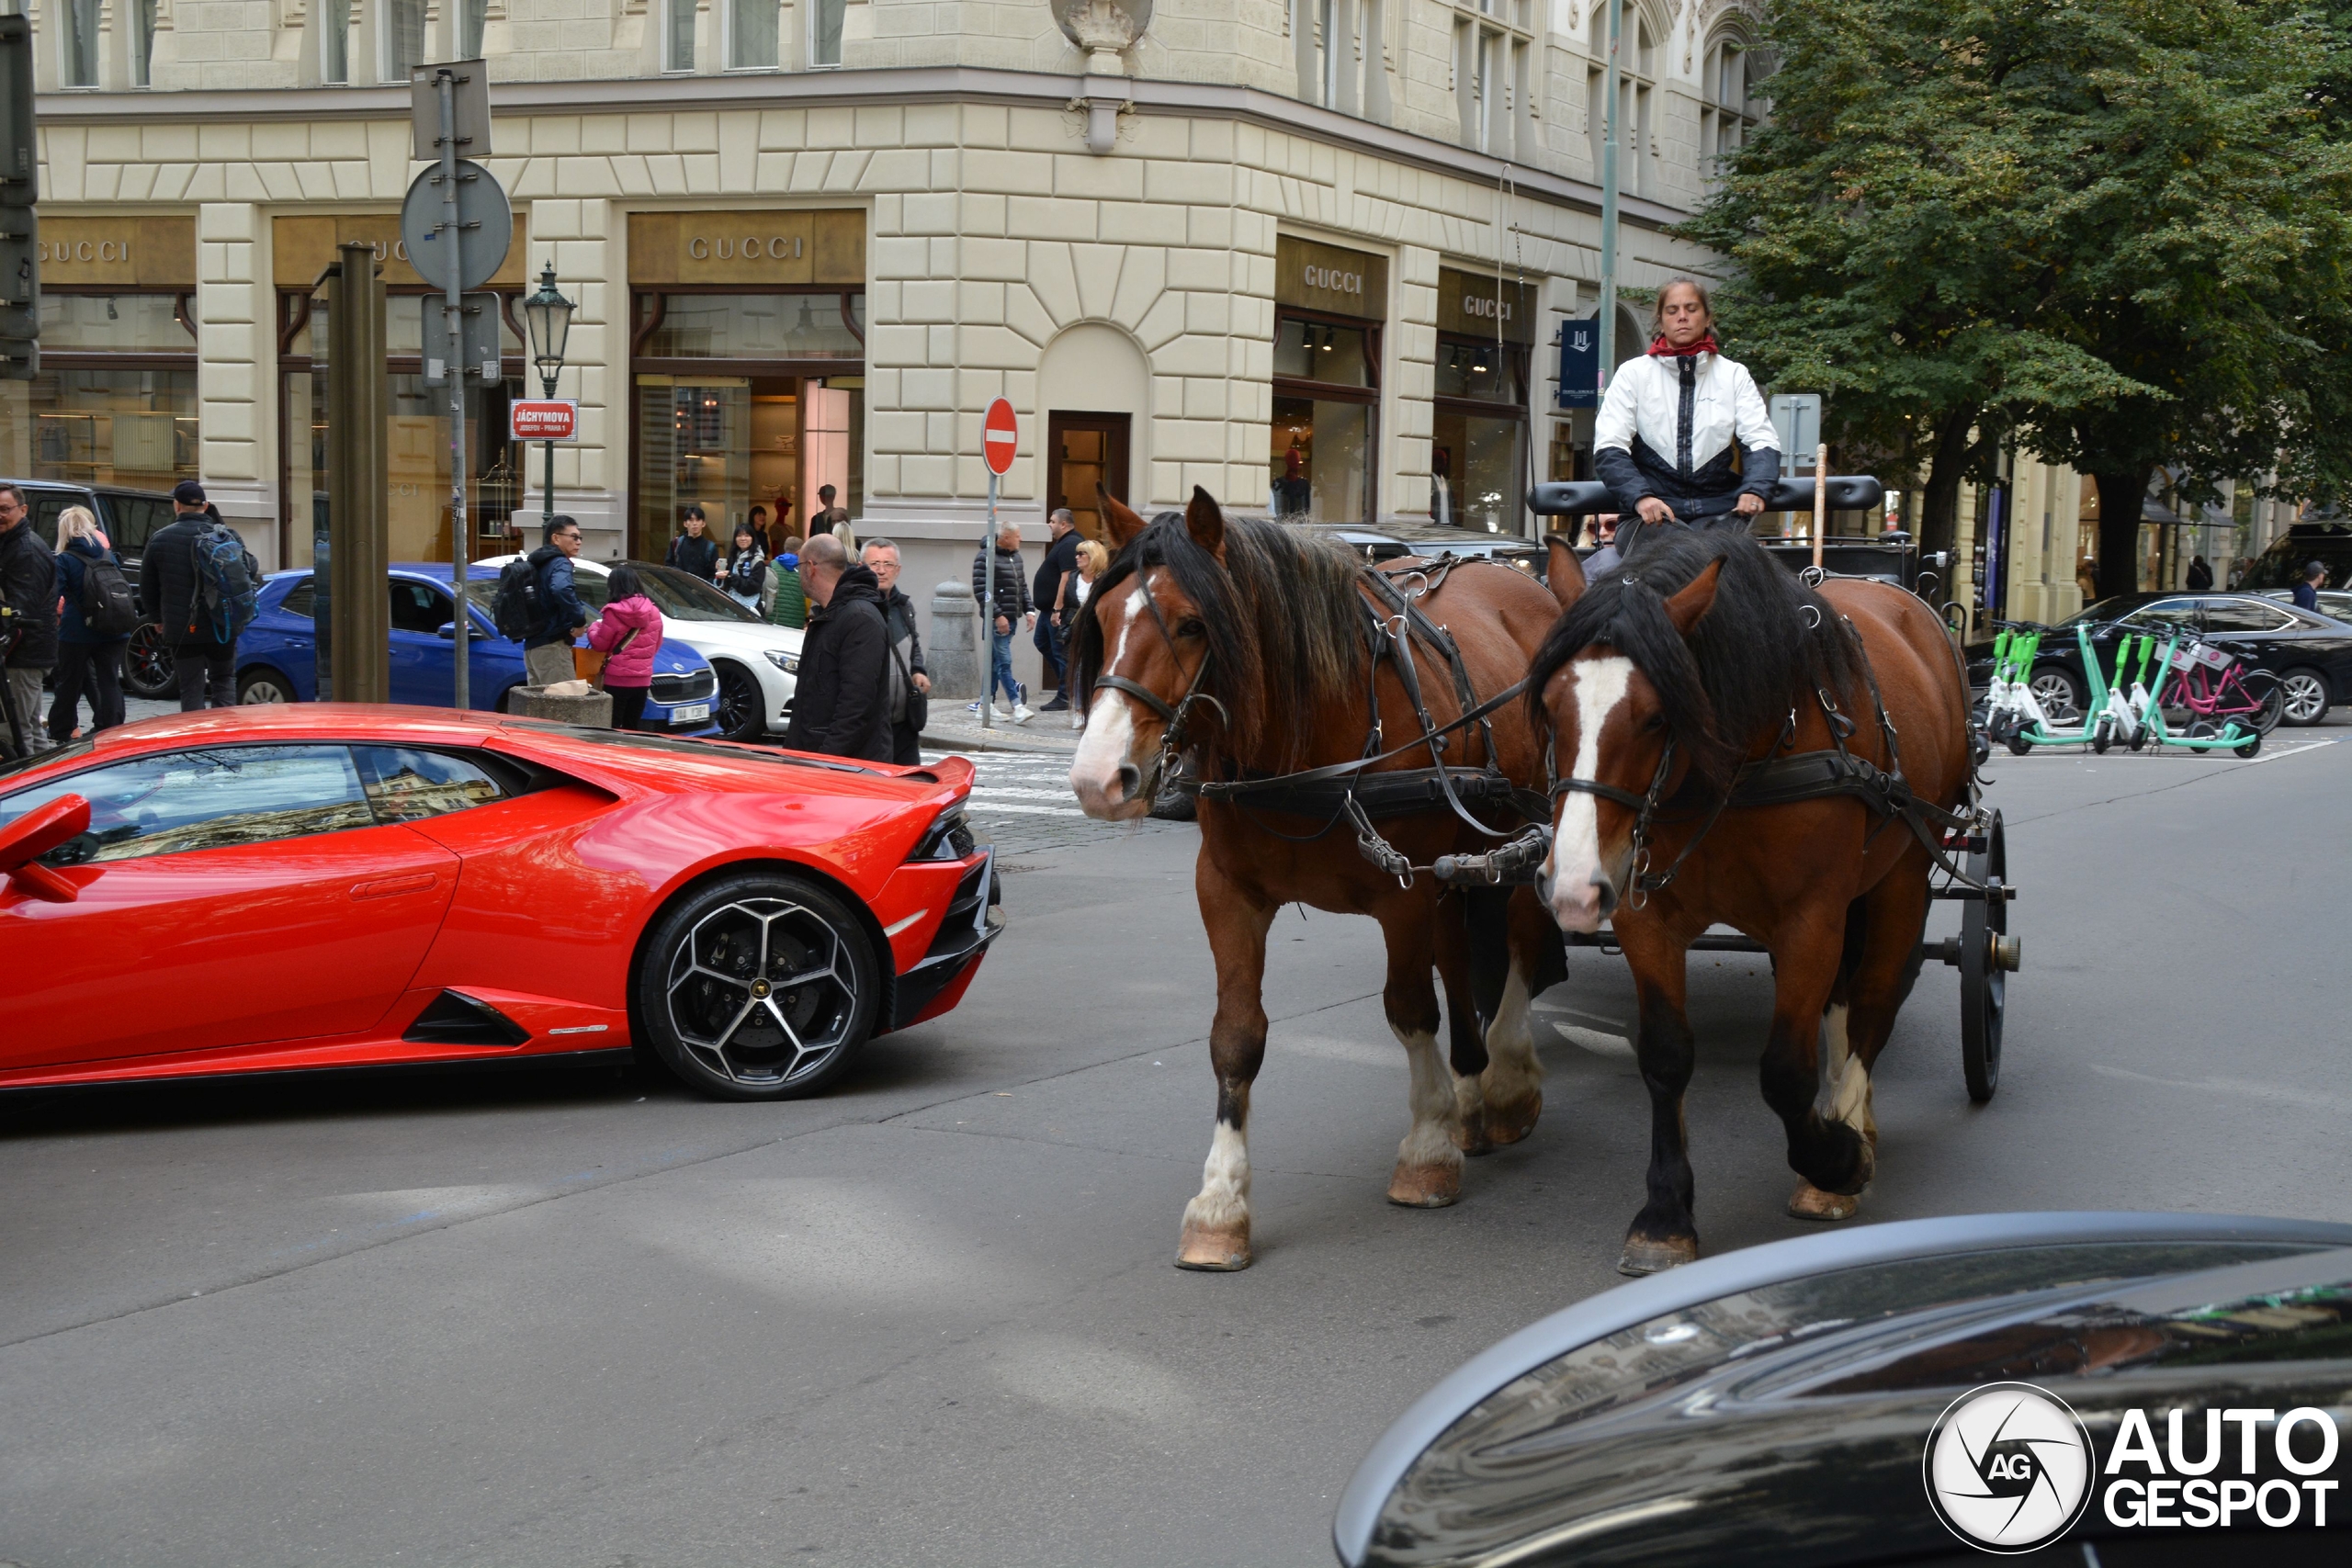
[37,66,1690,233]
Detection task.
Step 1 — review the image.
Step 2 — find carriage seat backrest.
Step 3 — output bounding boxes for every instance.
[1526,476,1887,518]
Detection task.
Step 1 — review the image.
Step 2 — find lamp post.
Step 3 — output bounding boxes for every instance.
[522,262,575,532]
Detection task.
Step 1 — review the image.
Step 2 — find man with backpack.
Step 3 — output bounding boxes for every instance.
[138,480,258,711]
[0,482,56,756]
[517,514,591,687]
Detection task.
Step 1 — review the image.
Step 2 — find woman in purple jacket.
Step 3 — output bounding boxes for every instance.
[587,565,665,731]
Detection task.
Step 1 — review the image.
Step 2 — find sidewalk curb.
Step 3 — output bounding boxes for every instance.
[919,720,1081,757]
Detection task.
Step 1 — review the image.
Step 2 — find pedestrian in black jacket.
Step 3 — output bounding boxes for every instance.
[48,507,128,740]
[0,482,56,755]
[665,505,720,581]
[782,535,894,763]
[971,524,1035,722]
[524,514,593,687]
[136,479,238,710]
[1031,508,1081,712]
[863,538,930,764]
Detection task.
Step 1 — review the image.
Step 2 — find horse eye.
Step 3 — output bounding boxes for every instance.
[1642,714,1668,734]
[1175,618,1206,638]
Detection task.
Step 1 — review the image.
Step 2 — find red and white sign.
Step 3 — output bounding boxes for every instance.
[981,396,1018,477]
[510,400,580,442]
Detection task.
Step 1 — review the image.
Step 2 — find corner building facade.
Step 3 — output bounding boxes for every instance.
[27,0,1760,672]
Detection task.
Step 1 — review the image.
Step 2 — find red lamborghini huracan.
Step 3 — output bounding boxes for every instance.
[0,706,1000,1100]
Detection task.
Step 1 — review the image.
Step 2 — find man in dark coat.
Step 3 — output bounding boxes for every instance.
[863,538,930,765]
[136,479,236,711]
[1032,507,1081,712]
[782,534,894,763]
[0,483,56,755]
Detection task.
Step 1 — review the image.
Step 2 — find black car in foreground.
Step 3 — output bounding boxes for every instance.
[7,477,186,699]
[1965,592,2352,726]
[1338,1212,2352,1567]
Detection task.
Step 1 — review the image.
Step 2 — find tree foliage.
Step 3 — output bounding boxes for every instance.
[1681,0,2352,591]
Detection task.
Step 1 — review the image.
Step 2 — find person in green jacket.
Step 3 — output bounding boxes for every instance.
[769,534,807,630]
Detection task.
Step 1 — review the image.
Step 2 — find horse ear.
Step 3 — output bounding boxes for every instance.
[1099,484,1148,548]
[1184,486,1227,561]
[1544,534,1587,613]
[1663,560,1723,635]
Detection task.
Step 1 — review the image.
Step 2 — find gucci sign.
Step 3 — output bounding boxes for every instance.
[1302,264,1363,297]
[686,234,808,262]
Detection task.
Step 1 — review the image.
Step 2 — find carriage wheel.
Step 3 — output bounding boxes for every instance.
[1960,811,2007,1104]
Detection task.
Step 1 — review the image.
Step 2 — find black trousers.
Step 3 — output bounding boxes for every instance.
[49,640,126,740]
[608,684,650,731]
[173,641,235,710]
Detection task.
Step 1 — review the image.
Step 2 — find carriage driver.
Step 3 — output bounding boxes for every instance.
[1587,277,1782,572]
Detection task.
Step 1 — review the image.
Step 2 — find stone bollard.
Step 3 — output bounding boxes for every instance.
[928,580,979,701]
[505,685,616,728]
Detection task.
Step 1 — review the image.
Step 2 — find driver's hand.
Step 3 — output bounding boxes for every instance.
[1734,492,1765,517]
[1636,497,1675,525]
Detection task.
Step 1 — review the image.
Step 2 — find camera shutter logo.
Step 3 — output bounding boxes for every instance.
[1924,1382,2096,1552]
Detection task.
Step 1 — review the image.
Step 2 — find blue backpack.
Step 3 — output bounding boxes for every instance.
[189,524,260,642]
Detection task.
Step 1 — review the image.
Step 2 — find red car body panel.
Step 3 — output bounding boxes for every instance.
[0,705,995,1090]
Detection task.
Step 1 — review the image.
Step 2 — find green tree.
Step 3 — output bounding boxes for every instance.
[1684,0,2352,593]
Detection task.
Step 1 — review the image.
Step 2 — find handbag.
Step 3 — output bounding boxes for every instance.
[576,626,638,690]
[887,635,926,731]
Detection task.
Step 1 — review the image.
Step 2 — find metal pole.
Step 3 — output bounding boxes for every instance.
[1812,443,1828,570]
[438,69,470,711]
[1596,0,1623,388]
[981,470,996,731]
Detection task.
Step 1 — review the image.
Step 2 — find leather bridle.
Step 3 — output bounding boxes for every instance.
[1091,569,1229,802]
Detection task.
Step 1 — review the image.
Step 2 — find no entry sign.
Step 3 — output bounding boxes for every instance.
[511,399,579,441]
[982,397,1018,477]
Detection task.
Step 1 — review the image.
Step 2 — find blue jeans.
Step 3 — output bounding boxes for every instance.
[989,627,1021,705]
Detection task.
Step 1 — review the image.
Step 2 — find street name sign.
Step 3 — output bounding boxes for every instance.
[512,400,581,441]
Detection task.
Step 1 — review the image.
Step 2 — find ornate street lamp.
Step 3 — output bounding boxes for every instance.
[522,262,575,528]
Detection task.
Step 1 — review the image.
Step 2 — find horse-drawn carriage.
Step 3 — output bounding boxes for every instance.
[1067,479,2021,1278]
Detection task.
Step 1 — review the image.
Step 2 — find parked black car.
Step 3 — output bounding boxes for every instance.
[2240,520,2352,593]
[1965,592,2352,726]
[1337,1212,2352,1568]
[6,478,184,699]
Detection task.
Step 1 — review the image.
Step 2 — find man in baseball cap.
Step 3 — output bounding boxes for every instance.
[171,479,207,508]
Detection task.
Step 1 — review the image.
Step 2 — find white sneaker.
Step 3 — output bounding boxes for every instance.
[990,703,1013,721]
[1012,703,1035,724]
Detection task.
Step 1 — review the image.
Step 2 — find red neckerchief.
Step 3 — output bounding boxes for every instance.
[1647,333,1719,359]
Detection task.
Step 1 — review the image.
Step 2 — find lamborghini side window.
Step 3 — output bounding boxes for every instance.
[351,747,510,823]
[0,746,374,863]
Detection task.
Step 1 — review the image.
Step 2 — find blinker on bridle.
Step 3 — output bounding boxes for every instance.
[1091,569,1229,798]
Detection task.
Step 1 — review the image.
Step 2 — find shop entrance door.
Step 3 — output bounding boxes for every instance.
[1046,412,1130,543]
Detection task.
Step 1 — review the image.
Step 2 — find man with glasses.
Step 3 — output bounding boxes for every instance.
[0,483,56,756]
[524,514,592,688]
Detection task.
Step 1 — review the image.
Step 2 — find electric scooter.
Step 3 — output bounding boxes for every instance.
[1980,626,2052,753]
[2129,622,2262,758]
[2006,622,2111,754]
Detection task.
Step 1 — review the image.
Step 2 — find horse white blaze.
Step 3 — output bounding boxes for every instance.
[1546,656,1635,931]
[1183,1120,1250,1234]
[1068,583,1154,818]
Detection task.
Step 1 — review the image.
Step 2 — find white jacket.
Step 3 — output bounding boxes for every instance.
[1594,350,1780,476]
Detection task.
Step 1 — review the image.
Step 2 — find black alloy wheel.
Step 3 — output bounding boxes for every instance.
[635,871,880,1101]
[2277,667,2331,727]
[123,623,175,699]
[713,662,763,741]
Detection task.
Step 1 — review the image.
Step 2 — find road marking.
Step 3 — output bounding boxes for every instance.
[970,786,1081,801]
[967,803,1088,817]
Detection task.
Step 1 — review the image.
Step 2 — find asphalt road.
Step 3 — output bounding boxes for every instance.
[3,721,2347,1567]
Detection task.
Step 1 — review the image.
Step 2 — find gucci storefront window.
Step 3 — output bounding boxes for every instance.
[1430,268,1535,536]
[627,210,869,558]
[1270,236,1386,524]
[0,220,202,496]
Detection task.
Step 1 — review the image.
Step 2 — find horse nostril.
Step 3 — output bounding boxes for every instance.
[1592,876,1618,917]
[1115,763,1142,801]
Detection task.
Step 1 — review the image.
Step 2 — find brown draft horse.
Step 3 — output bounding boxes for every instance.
[1528,525,1972,1275]
[1067,488,1568,1270]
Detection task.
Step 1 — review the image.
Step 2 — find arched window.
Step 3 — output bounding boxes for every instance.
[1700,29,1769,182]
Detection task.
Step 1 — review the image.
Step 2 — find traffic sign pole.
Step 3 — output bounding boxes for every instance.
[978,398,1019,733]
[436,69,471,711]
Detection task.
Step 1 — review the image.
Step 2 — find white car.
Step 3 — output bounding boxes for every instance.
[481,555,801,740]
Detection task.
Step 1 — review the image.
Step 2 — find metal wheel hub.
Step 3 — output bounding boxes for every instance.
[2029,673,2078,722]
[664,897,857,1086]
[2283,673,2326,722]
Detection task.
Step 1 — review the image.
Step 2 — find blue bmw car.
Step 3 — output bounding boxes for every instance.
[231,564,725,736]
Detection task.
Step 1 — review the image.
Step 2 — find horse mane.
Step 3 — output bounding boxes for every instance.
[1525,528,1862,788]
[1068,511,1369,768]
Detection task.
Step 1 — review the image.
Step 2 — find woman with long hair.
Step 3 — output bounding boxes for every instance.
[587,564,665,731]
[48,505,129,740]
[1589,276,1782,570]
[722,522,767,612]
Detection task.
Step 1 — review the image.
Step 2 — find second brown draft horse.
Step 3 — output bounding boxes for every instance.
[1068,489,1567,1270]
[1529,526,1973,1275]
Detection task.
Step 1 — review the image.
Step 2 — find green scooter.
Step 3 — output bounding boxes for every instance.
[2129,622,2262,758]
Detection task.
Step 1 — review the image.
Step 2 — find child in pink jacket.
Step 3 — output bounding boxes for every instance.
[586,566,664,730]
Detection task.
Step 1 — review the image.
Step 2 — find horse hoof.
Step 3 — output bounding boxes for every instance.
[1788,1183,1860,1222]
[1617,1235,1698,1276]
[1453,1110,1497,1157]
[1175,1217,1252,1271]
[1386,1160,1462,1208]
[1483,1093,1543,1147]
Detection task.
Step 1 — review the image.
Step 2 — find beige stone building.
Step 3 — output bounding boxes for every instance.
[14,0,1783,681]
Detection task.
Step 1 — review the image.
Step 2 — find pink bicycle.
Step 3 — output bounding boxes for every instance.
[2156,636,2283,739]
